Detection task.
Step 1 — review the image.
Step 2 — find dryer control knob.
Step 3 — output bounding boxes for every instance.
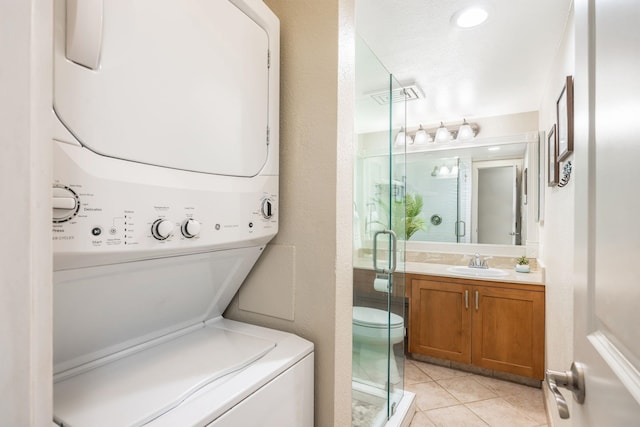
[181,219,201,238]
[151,219,174,240]
[52,186,79,223]
[261,198,273,219]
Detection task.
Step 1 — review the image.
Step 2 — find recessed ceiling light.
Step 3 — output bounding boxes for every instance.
[488,146,501,151]
[454,7,489,29]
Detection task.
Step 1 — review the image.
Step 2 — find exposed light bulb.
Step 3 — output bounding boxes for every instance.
[439,165,450,175]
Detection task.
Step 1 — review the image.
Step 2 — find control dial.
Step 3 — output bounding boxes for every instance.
[261,198,273,219]
[151,219,174,240]
[181,219,201,238]
[52,186,80,223]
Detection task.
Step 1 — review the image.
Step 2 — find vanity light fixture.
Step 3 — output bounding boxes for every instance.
[430,163,459,178]
[434,122,452,143]
[401,121,479,144]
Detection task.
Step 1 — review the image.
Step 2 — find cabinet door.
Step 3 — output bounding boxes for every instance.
[409,279,471,363]
[472,285,545,379]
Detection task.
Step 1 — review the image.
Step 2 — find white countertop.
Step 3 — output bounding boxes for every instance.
[355,259,544,286]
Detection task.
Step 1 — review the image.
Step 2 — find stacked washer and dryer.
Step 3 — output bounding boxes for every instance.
[51,0,313,425]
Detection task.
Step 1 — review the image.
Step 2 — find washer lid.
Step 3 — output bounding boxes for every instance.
[53,326,276,427]
[54,0,270,177]
[352,306,404,328]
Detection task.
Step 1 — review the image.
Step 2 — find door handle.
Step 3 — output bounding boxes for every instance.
[475,290,479,311]
[545,362,586,419]
[464,290,469,309]
[373,229,397,274]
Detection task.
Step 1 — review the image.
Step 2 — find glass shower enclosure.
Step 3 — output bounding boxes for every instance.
[352,35,406,427]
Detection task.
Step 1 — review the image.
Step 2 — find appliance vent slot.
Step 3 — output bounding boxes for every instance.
[369,85,423,105]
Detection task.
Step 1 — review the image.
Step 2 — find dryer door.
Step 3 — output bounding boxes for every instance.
[54,0,270,177]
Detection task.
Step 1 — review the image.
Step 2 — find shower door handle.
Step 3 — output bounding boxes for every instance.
[373,229,397,274]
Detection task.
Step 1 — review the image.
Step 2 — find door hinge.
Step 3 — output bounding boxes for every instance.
[266,126,270,144]
[267,50,271,69]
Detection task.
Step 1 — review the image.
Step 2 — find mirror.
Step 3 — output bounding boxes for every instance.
[355,133,537,247]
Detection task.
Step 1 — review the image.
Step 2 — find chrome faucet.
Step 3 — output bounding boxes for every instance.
[468,253,491,269]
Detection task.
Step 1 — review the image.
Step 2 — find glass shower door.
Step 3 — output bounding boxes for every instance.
[353,35,406,426]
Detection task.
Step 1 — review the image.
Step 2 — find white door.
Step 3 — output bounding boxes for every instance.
[472,160,519,245]
[548,0,640,424]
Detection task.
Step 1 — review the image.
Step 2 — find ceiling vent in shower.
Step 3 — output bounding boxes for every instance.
[369,84,424,105]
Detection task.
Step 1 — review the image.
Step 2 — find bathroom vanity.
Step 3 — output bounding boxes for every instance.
[407,271,545,380]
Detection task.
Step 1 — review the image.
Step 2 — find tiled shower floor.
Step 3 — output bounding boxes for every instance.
[352,395,385,427]
[406,359,549,427]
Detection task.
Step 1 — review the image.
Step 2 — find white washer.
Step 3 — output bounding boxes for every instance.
[51,1,313,426]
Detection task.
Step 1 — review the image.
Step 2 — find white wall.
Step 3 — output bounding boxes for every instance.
[538,5,575,426]
[0,0,53,425]
[224,1,355,426]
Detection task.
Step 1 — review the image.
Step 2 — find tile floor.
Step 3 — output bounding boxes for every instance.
[406,359,549,427]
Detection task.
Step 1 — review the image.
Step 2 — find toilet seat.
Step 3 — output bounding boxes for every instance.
[352,306,403,329]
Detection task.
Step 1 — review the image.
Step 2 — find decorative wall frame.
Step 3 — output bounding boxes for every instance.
[537,131,545,222]
[548,124,559,186]
[556,75,574,161]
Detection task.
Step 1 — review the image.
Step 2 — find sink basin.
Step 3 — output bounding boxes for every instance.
[447,266,509,278]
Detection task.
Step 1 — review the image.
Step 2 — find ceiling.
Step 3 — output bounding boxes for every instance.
[355,0,573,133]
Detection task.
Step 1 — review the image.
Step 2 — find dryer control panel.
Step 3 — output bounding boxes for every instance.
[52,142,278,271]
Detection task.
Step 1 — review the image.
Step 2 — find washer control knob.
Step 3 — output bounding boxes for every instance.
[261,198,273,219]
[151,219,174,240]
[181,219,201,238]
[52,186,79,222]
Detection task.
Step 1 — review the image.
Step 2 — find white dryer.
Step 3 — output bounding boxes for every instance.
[51,1,313,426]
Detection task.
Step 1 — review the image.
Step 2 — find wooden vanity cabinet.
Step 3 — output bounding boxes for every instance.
[408,275,545,379]
[408,280,472,364]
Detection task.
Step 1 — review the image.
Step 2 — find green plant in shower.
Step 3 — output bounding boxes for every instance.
[375,192,426,240]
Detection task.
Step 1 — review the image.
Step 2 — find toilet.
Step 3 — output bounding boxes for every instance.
[352,306,405,386]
